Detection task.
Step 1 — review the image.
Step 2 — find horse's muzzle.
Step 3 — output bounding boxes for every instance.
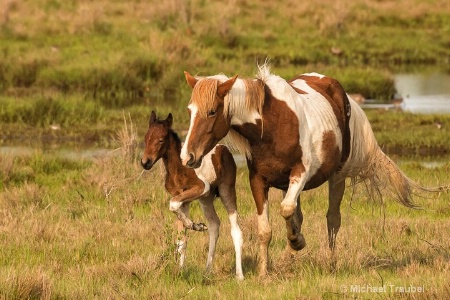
[141,158,153,170]
[186,153,203,169]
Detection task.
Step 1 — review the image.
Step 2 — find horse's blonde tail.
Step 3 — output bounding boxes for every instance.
[356,149,449,208]
[345,97,449,207]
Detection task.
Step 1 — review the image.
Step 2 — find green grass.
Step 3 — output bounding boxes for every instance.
[2,92,450,155]
[0,125,449,299]
[366,110,450,154]
[1,0,450,100]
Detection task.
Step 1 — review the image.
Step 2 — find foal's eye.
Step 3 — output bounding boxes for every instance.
[207,110,216,117]
[158,140,164,144]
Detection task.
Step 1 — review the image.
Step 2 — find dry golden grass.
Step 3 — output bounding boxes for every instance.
[0,146,449,298]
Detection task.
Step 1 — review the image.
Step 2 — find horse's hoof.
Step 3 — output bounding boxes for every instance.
[288,234,306,251]
[192,222,208,231]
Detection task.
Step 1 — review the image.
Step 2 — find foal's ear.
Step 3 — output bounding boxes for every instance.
[166,113,173,128]
[149,110,157,126]
[217,75,238,98]
[184,71,198,89]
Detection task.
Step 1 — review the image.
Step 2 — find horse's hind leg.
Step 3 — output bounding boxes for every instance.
[198,194,220,275]
[284,194,306,251]
[175,203,190,268]
[218,183,244,280]
[327,176,345,250]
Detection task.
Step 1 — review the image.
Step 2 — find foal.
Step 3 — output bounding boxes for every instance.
[141,111,244,280]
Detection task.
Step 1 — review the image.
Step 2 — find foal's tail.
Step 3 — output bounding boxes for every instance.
[344,98,449,207]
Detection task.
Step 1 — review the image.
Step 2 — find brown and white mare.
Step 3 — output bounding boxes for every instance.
[141,111,244,280]
[180,64,448,276]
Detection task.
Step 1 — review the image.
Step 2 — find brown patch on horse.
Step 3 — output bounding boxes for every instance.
[304,130,341,190]
[293,74,351,169]
[290,85,308,95]
[211,145,237,195]
[231,85,304,193]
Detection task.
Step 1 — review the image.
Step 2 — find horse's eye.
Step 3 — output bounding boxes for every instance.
[158,140,164,144]
[208,110,216,117]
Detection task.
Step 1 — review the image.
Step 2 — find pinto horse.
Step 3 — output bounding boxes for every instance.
[180,64,448,276]
[141,111,244,280]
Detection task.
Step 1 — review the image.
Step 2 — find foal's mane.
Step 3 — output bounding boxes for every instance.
[153,118,182,153]
[169,129,182,153]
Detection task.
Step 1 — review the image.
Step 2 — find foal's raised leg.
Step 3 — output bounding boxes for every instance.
[218,183,244,280]
[170,185,208,231]
[198,193,220,275]
[327,176,345,250]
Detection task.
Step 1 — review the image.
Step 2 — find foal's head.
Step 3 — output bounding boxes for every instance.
[181,72,238,168]
[141,111,173,170]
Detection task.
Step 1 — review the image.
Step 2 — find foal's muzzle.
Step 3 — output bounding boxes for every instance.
[141,158,153,170]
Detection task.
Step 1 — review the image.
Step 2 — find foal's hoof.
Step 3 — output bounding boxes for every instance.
[288,234,306,251]
[192,222,208,231]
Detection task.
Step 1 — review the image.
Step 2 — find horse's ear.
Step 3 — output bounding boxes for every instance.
[184,71,198,89]
[149,111,157,126]
[217,75,238,98]
[166,113,173,128]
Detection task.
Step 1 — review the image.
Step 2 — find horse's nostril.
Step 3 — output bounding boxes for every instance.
[188,153,195,163]
[186,153,196,167]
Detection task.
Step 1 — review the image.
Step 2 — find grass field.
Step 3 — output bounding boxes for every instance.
[0,119,449,299]
[1,0,450,102]
[1,0,450,298]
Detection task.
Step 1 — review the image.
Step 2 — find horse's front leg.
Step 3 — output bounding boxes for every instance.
[170,185,208,231]
[282,194,306,251]
[249,172,271,277]
[280,167,307,251]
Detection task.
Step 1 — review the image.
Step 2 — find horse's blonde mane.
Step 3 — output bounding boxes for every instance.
[189,75,265,117]
[188,65,271,158]
[189,78,219,117]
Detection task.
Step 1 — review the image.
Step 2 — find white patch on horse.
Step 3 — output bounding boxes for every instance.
[228,211,244,280]
[169,200,183,211]
[181,103,198,165]
[281,175,306,218]
[302,72,326,79]
[194,147,217,195]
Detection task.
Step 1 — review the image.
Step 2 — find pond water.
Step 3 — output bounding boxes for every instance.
[395,72,450,114]
[362,71,450,113]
